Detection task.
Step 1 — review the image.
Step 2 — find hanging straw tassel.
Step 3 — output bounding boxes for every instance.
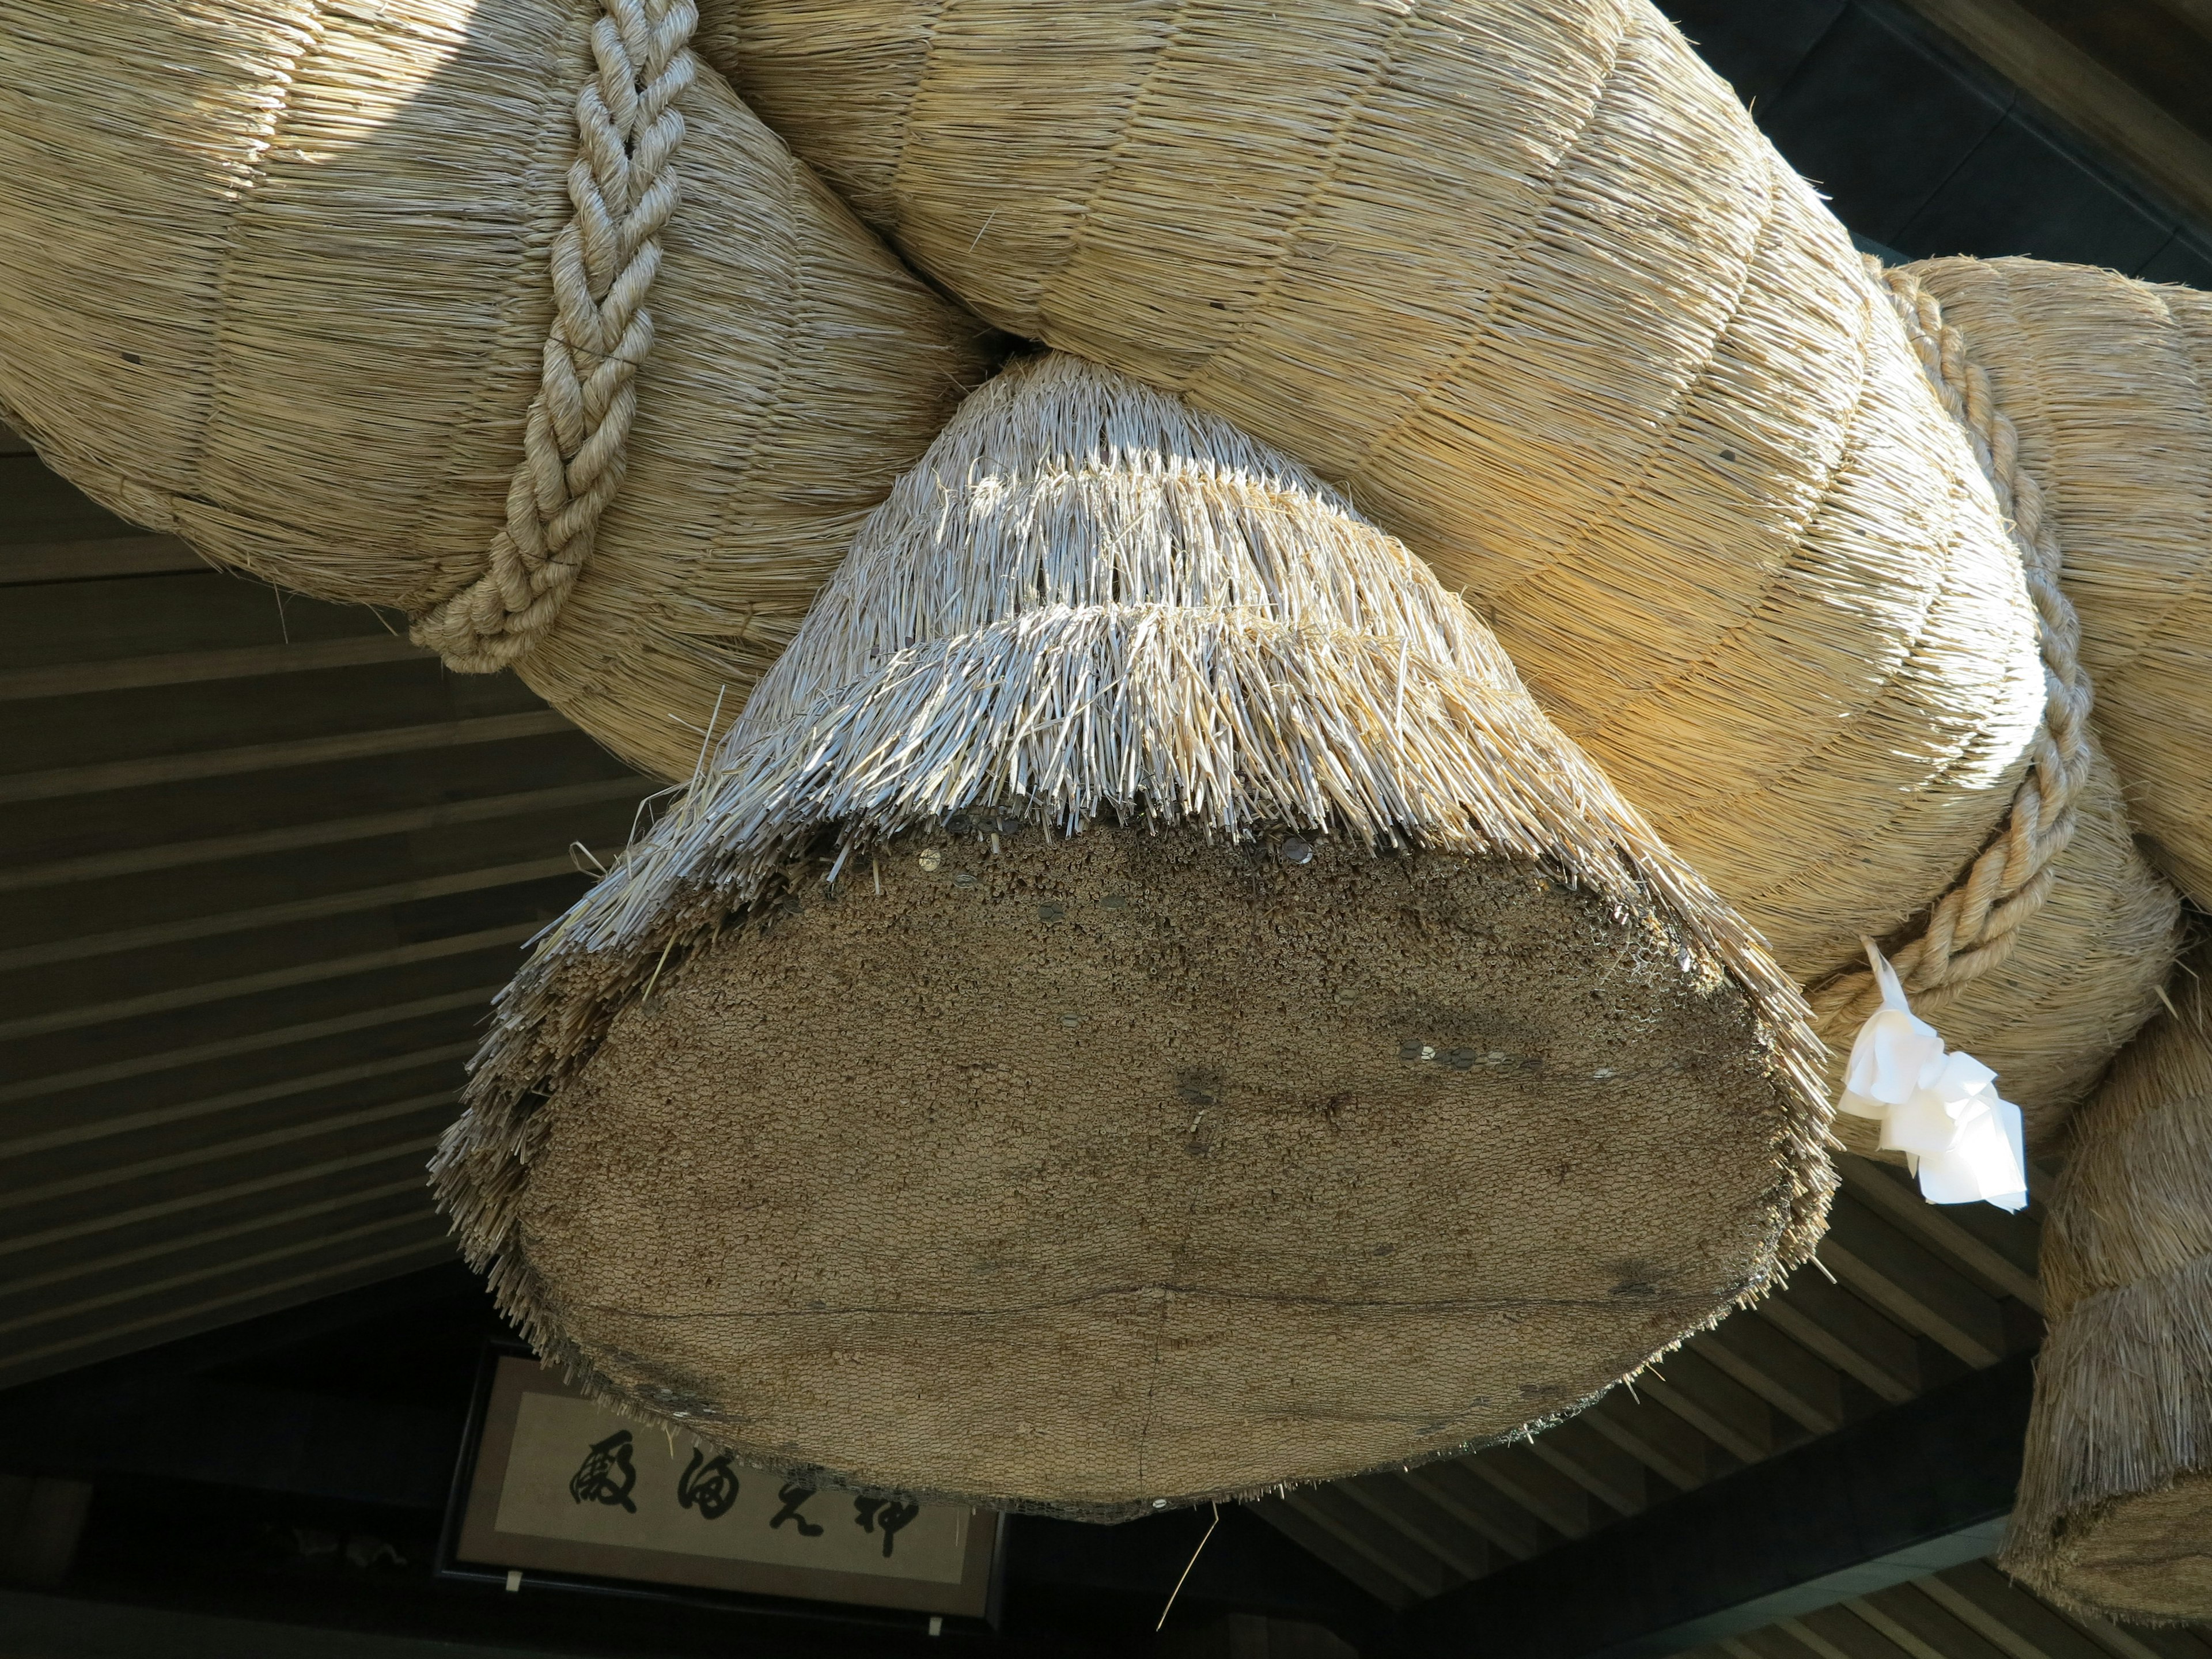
[436,353,1830,1518]
[2002,937,2212,1619]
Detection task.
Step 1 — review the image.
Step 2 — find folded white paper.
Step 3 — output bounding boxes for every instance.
[1836,944,2028,1211]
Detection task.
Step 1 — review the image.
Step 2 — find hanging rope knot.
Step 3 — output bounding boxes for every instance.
[1813,260,2097,1034]
[411,0,698,673]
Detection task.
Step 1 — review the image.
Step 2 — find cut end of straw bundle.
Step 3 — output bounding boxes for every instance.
[434,353,1831,1514]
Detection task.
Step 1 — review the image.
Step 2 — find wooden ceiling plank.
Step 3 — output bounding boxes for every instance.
[0,631,427,702]
[0,856,574,974]
[1896,0,2212,226]
[1282,1489,1453,1600]
[1337,1475,1491,1581]
[1854,1584,2022,1659]
[4,1091,456,1208]
[1637,1346,1777,1463]
[0,536,211,585]
[0,777,639,894]
[1922,1561,2119,1659]
[1244,1499,1422,1611]
[0,923,533,1043]
[1692,1317,1849,1435]
[1738,1627,1832,1659]
[1820,1195,2010,1368]
[1393,1363,2031,1658]
[1838,1160,2044,1312]
[0,1235,455,1385]
[1522,1417,1649,1517]
[0,1209,444,1339]
[0,1175,431,1302]
[0,1137,442,1261]
[0,708,571,806]
[2066,1615,2212,1659]
[1760,1278,1923,1405]
[0,986,497,1108]
[1395,1461,1558,1563]
[1458,1443,1594,1539]
[1790,1607,1923,1659]
[1581,1387,1711,1491]
[0,1046,471,1162]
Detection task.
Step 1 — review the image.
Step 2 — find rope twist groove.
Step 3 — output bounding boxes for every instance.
[1815,260,2096,1029]
[412,0,698,673]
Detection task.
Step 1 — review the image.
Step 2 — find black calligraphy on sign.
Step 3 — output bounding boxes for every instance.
[769,1483,824,1537]
[568,1430,639,1513]
[852,1495,922,1559]
[675,1448,740,1520]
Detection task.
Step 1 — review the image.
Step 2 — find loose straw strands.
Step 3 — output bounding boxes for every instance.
[436,351,1830,1296]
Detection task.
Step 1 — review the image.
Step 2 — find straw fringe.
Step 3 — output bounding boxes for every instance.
[432,354,1834,1456]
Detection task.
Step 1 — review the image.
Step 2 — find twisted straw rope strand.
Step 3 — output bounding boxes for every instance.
[1815,261,2095,1028]
[412,0,698,673]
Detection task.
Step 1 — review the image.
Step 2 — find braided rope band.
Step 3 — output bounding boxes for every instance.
[412,0,699,674]
[1812,260,2096,1032]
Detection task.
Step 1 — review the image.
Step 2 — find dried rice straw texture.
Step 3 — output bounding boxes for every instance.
[702,0,2175,1136]
[2003,935,2212,1621]
[0,0,991,780]
[1904,257,2212,913]
[438,353,1832,1516]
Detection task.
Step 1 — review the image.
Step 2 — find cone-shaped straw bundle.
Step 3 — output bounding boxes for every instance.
[437,353,1831,1517]
[2003,937,2212,1619]
[702,0,2181,1141]
[1901,257,2212,915]
[0,0,991,779]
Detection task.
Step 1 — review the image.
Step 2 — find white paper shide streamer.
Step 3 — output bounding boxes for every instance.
[1838,943,2029,1211]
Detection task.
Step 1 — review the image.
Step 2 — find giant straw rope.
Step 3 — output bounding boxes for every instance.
[1,0,2210,1581]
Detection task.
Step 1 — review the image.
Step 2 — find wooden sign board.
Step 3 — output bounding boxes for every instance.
[445,1353,1001,1620]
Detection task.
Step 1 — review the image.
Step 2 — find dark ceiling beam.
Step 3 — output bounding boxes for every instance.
[0,1593,595,1659]
[0,859,573,973]
[1,778,636,892]
[2,1063,466,1164]
[0,1262,487,1403]
[0,534,211,585]
[0,1137,445,1263]
[1389,1356,2033,1659]
[0,925,532,1041]
[0,630,428,701]
[7,1375,465,1510]
[0,707,573,806]
[0,987,498,1107]
[1895,0,2212,225]
[5,1175,434,1304]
